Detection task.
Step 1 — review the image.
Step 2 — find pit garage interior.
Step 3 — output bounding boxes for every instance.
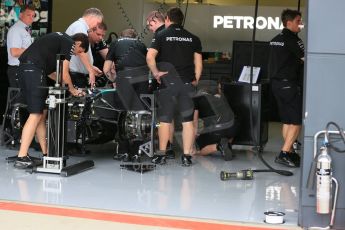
[0,0,345,229]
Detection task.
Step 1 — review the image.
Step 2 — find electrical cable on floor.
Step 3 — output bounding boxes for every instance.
[222,0,294,180]
[222,118,345,180]
[254,152,293,176]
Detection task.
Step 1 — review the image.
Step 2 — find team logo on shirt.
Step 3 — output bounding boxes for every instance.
[270,41,284,47]
[101,39,107,47]
[166,36,193,42]
[297,40,305,51]
[70,44,75,56]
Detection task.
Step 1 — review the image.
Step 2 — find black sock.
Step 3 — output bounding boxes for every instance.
[167,141,172,150]
[216,142,222,151]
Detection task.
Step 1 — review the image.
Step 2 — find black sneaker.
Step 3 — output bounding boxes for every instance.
[113,153,123,161]
[131,154,141,163]
[275,151,297,168]
[5,155,18,163]
[166,142,175,159]
[289,151,301,167]
[6,154,41,163]
[113,153,130,162]
[151,155,166,165]
[114,141,130,161]
[181,154,192,167]
[14,156,35,169]
[122,153,131,162]
[217,138,233,161]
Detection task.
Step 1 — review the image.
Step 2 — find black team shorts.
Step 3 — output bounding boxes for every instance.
[18,63,48,114]
[272,81,302,125]
[156,83,195,123]
[155,62,195,123]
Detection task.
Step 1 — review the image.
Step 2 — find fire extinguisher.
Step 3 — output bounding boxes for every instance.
[308,122,343,229]
[316,145,332,214]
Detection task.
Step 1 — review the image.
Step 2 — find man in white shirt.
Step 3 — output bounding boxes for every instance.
[6,5,35,87]
[66,8,104,88]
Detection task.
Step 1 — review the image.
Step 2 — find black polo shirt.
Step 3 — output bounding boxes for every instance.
[150,24,202,83]
[155,24,165,33]
[93,39,108,52]
[19,32,74,75]
[269,28,304,82]
[106,37,147,70]
[92,39,108,69]
[152,24,165,63]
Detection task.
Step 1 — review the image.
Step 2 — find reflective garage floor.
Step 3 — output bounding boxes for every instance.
[0,122,300,228]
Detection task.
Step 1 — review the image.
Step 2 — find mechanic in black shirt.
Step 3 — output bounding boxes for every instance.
[105,29,147,72]
[146,10,165,93]
[91,22,108,73]
[146,10,176,160]
[104,28,149,107]
[146,7,203,166]
[14,32,89,169]
[146,11,165,85]
[103,28,149,162]
[90,22,110,87]
[194,80,238,161]
[268,9,304,168]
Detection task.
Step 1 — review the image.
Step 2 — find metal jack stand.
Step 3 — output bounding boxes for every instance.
[120,94,157,173]
[33,54,94,177]
[138,94,156,158]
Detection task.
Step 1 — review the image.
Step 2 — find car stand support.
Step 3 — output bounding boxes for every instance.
[32,54,94,177]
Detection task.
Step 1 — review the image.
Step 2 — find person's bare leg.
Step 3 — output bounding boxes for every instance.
[193,111,199,137]
[198,144,217,156]
[282,124,301,152]
[282,124,289,142]
[169,120,175,144]
[182,121,194,155]
[291,124,301,145]
[35,110,47,155]
[158,122,171,151]
[18,113,42,157]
